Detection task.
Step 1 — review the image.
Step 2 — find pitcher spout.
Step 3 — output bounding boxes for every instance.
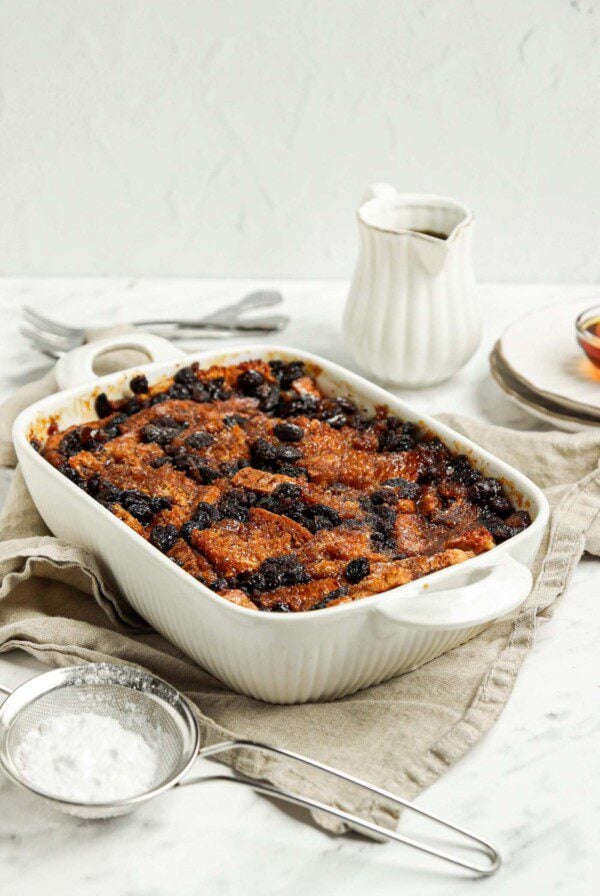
[411,232,452,277]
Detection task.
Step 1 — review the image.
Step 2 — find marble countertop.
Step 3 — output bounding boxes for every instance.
[0,279,598,896]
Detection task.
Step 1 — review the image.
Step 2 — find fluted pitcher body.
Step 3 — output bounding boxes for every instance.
[344,184,480,388]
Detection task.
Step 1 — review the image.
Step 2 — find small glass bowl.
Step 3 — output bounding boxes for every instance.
[576,304,600,369]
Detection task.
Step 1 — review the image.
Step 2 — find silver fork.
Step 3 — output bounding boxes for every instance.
[22,290,288,358]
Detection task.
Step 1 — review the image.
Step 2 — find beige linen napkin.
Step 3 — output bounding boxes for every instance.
[1,342,599,833]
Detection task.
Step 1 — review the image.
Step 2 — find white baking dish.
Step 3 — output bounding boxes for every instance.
[13,334,549,704]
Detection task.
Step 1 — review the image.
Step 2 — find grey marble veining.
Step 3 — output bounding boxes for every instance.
[0,279,598,896]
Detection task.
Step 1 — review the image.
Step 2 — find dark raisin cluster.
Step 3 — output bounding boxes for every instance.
[185,431,215,449]
[149,524,179,552]
[58,413,128,456]
[141,416,187,446]
[250,438,305,476]
[168,453,220,484]
[377,418,419,453]
[256,482,342,534]
[179,501,221,543]
[83,476,172,524]
[161,365,232,403]
[233,554,311,597]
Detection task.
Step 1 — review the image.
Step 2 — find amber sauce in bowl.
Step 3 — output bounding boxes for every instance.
[576,305,600,368]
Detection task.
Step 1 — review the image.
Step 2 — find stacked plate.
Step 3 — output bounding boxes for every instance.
[491,298,600,431]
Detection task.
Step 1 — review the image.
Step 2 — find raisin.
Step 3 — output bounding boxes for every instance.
[171,454,220,483]
[368,502,396,549]
[250,438,278,470]
[345,557,370,584]
[220,459,249,477]
[236,570,267,594]
[120,489,169,524]
[179,520,200,543]
[312,586,349,610]
[416,448,447,484]
[57,462,85,488]
[235,554,310,594]
[269,360,305,390]
[256,382,281,412]
[185,431,215,449]
[237,368,265,395]
[370,487,398,506]
[378,419,418,453]
[223,414,247,428]
[279,395,319,419]
[278,464,308,479]
[382,477,420,499]
[94,393,113,418]
[448,454,480,487]
[122,397,144,415]
[273,482,303,501]
[217,490,254,522]
[164,444,187,457]
[124,500,155,524]
[469,478,511,516]
[303,504,341,533]
[206,377,231,401]
[102,413,127,442]
[150,524,179,553]
[211,578,229,592]
[192,501,220,527]
[372,503,395,527]
[141,424,180,445]
[189,382,211,403]
[59,430,83,458]
[273,422,304,442]
[174,365,198,386]
[168,383,191,400]
[130,374,149,394]
[277,444,303,463]
[88,477,122,505]
[481,515,513,542]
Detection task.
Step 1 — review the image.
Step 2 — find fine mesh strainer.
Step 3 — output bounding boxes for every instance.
[0,663,500,876]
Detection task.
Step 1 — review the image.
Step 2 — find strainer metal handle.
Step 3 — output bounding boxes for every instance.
[183,739,501,877]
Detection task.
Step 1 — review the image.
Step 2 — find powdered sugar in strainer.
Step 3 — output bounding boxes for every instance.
[0,663,500,877]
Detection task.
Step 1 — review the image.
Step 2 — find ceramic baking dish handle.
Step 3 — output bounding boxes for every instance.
[374,553,532,630]
[54,334,186,390]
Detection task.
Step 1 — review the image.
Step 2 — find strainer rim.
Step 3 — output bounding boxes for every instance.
[0,662,200,810]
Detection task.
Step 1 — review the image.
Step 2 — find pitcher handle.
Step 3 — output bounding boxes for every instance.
[362,182,398,204]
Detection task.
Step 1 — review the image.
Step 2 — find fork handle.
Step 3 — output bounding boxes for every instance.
[135,315,286,332]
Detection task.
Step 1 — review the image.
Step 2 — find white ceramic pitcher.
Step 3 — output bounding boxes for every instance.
[343,184,480,388]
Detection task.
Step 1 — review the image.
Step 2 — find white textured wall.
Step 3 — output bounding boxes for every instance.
[0,0,599,281]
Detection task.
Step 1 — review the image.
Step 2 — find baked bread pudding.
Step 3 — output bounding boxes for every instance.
[36,358,531,612]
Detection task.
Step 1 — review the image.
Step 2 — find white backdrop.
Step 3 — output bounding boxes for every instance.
[0,0,598,281]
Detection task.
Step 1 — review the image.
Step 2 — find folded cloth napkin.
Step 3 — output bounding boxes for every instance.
[1,340,599,833]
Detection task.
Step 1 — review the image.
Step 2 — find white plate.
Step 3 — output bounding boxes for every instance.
[500,386,598,433]
[500,297,600,414]
[490,345,599,432]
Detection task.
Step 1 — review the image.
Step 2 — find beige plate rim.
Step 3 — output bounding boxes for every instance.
[490,348,599,432]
